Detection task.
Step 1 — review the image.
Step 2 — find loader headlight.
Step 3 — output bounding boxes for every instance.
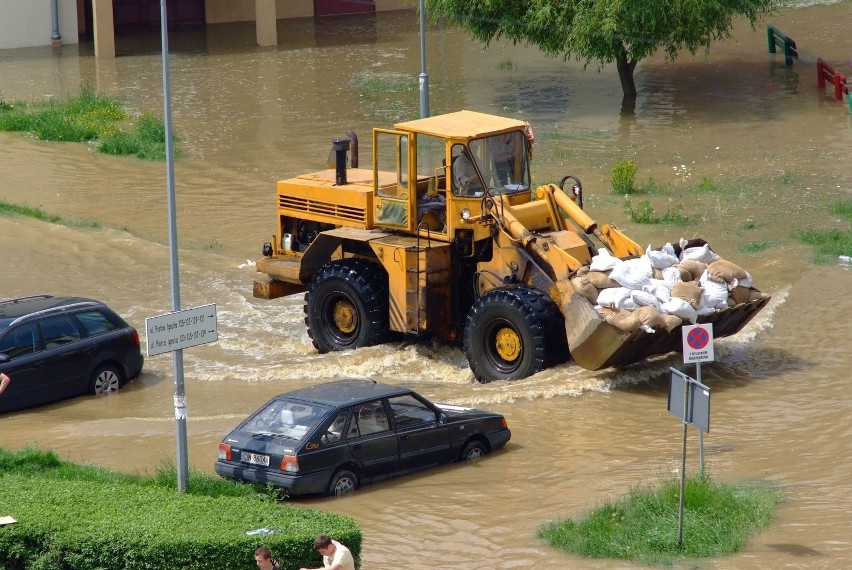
[461,208,472,221]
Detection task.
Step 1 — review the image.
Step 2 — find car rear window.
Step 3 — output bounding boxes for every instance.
[76,310,119,336]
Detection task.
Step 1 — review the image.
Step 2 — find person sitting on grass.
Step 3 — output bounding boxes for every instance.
[299,534,355,570]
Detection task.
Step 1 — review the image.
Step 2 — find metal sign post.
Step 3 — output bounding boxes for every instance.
[158,0,188,492]
[668,367,711,548]
[418,0,430,118]
[682,323,714,471]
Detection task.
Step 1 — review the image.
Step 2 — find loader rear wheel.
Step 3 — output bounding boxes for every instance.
[463,287,564,383]
[305,259,389,353]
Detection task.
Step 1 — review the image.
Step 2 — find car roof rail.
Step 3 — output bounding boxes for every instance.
[8,300,100,327]
[0,294,54,307]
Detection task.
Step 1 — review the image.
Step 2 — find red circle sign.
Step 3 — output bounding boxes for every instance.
[687,327,710,350]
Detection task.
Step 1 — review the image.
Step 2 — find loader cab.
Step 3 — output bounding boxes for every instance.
[371,124,532,239]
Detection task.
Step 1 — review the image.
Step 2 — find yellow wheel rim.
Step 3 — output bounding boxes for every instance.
[333,299,357,334]
[495,326,521,362]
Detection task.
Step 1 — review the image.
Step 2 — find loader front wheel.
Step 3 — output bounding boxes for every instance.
[305,259,389,353]
[464,287,562,382]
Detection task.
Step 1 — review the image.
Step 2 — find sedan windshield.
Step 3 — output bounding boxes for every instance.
[242,399,334,442]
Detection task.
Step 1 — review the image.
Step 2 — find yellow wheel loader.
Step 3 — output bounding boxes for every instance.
[254,110,769,382]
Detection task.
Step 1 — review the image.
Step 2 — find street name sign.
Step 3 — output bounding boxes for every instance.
[145,304,218,357]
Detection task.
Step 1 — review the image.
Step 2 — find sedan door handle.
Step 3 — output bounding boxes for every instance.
[351,444,362,450]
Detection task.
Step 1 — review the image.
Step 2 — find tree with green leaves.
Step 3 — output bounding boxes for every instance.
[424,0,778,99]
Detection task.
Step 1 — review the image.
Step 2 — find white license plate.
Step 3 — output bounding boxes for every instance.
[242,452,270,467]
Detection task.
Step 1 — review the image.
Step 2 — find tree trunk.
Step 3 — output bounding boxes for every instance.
[615,47,637,99]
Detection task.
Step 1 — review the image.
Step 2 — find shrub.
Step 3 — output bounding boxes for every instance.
[610,159,637,195]
[0,87,178,161]
[624,199,692,226]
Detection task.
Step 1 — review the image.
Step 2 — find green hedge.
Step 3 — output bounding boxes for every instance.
[0,447,360,570]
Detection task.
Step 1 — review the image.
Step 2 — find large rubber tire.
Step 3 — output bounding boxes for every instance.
[463,287,565,382]
[327,468,358,496]
[90,364,122,395]
[305,259,390,353]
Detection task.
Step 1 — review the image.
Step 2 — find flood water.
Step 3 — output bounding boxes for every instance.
[1,2,851,568]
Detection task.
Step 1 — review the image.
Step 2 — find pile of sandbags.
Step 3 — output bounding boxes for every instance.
[570,239,765,334]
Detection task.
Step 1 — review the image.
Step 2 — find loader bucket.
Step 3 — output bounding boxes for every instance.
[560,285,772,371]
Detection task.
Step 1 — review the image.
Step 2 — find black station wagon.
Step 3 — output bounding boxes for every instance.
[215,379,511,496]
[0,295,144,414]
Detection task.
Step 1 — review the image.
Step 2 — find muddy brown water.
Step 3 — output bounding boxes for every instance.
[1,3,851,568]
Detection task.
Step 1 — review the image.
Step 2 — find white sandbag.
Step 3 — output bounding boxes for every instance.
[630,289,662,311]
[644,244,679,269]
[661,297,698,324]
[596,287,632,310]
[699,270,729,309]
[645,279,673,304]
[737,271,753,288]
[660,242,677,258]
[659,266,683,286]
[609,256,653,290]
[590,248,620,272]
[679,242,719,264]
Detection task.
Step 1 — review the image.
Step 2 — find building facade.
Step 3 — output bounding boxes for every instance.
[0,0,410,55]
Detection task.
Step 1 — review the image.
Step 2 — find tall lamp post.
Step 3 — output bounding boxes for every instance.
[418,0,430,118]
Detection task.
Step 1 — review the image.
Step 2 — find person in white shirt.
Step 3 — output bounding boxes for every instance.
[299,534,355,570]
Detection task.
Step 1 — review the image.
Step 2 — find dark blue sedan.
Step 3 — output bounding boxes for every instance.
[215,379,511,496]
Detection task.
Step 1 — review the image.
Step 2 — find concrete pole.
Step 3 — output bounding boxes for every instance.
[255,0,278,47]
[92,0,115,58]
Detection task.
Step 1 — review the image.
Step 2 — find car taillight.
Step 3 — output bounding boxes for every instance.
[501,418,509,429]
[218,443,232,461]
[281,455,299,473]
[131,330,140,346]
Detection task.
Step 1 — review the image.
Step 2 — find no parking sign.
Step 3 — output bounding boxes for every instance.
[682,323,714,363]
